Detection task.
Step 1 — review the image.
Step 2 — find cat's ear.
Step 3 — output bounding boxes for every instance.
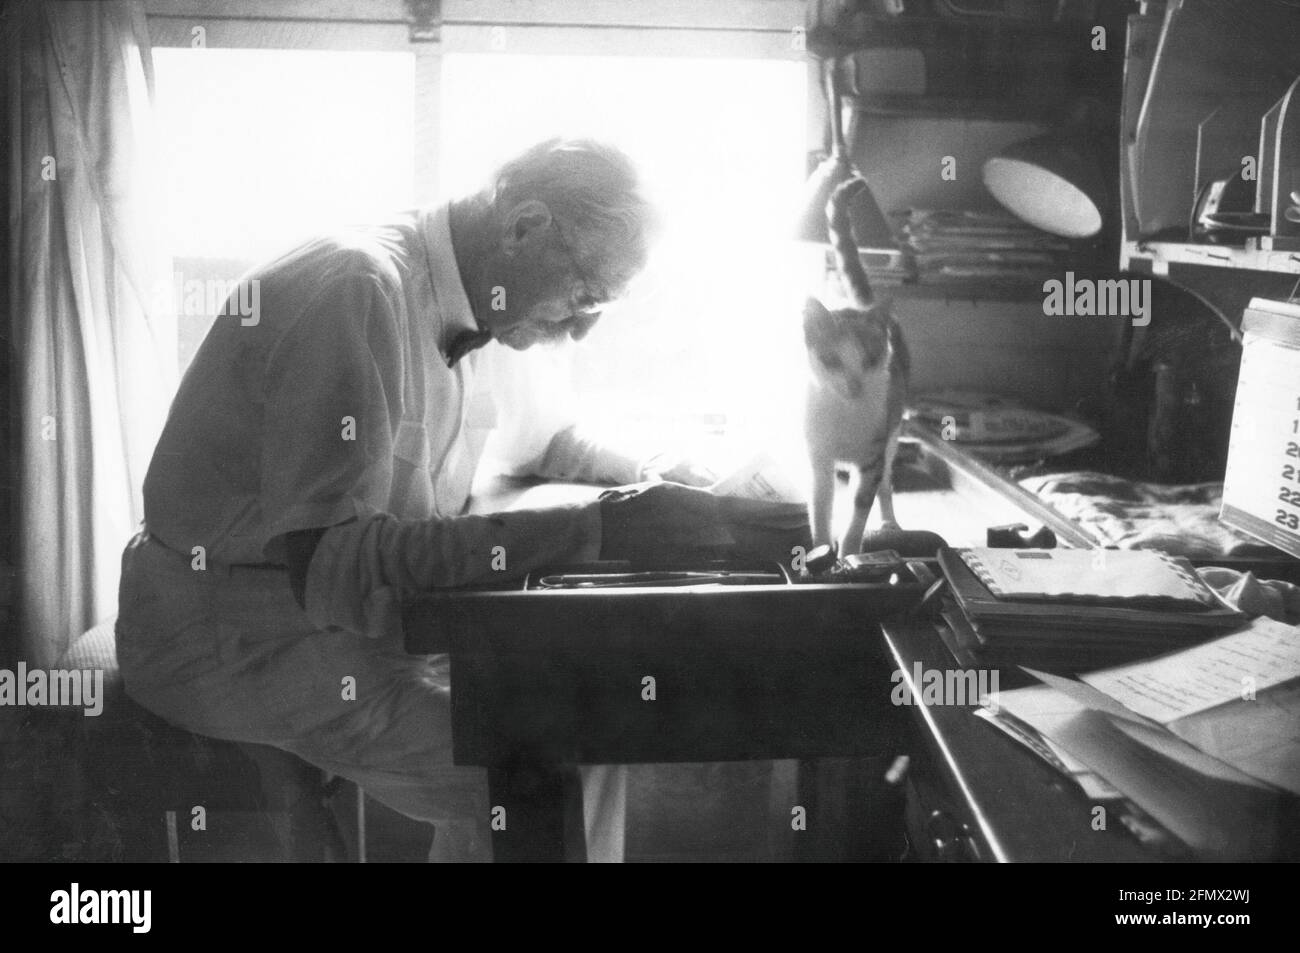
[803,297,831,344]
[803,297,831,323]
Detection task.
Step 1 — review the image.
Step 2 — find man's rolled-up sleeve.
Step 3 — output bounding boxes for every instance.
[302,502,603,638]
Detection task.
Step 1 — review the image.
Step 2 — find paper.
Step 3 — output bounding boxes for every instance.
[1041,709,1278,859]
[1080,617,1300,723]
[1020,668,1157,727]
[708,451,806,504]
[1106,716,1272,789]
[1032,622,1300,796]
[975,698,1123,799]
[1019,669,1272,789]
[1004,657,1296,856]
[1166,680,1300,796]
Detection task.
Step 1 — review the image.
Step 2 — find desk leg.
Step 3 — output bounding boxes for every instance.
[487,764,587,863]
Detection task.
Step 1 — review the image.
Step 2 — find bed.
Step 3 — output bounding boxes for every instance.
[1018,470,1277,559]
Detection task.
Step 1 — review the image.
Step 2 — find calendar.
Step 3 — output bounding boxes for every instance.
[1220,298,1300,559]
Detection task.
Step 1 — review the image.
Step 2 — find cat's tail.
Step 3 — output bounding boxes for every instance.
[826,177,875,309]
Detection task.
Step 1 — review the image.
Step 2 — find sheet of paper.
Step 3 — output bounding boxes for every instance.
[1080,617,1300,723]
[1042,709,1277,859]
[991,685,1148,799]
[1106,716,1272,789]
[976,706,1065,763]
[1168,680,1300,796]
[1020,668,1158,727]
[1041,736,1093,777]
[709,452,806,504]
[975,704,1123,799]
[977,687,1097,774]
[1013,672,1269,788]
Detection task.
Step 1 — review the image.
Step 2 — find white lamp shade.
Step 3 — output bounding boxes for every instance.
[982,135,1105,239]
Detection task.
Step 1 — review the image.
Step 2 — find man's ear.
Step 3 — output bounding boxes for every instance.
[501,199,553,256]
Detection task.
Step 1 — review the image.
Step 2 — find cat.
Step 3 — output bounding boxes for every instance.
[803,176,910,556]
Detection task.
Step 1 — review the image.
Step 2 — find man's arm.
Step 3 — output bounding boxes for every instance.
[288,482,781,637]
[479,343,711,486]
[294,502,602,637]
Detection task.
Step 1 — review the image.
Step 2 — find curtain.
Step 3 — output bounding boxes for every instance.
[8,0,176,667]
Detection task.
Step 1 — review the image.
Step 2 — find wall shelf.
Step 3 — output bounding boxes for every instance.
[1122,240,1300,277]
[1120,2,1300,280]
[847,94,1052,123]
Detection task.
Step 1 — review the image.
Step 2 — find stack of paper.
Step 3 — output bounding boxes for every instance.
[979,617,1300,860]
[974,697,1190,856]
[938,548,1247,670]
[894,208,1072,282]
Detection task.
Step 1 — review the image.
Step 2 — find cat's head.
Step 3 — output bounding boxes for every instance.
[803,296,893,400]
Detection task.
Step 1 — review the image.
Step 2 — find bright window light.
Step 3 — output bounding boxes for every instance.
[153,46,809,460]
[153,48,415,261]
[441,53,809,454]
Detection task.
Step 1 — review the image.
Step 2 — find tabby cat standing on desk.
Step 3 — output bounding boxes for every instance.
[803,177,910,556]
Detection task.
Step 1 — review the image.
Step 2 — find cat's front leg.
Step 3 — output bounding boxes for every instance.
[877,426,902,530]
[844,463,884,555]
[877,479,897,528]
[809,457,836,550]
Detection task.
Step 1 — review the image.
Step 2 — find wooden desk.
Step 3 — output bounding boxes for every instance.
[402,582,918,861]
[881,620,1300,863]
[411,477,1298,862]
[881,620,1151,862]
[402,594,1299,862]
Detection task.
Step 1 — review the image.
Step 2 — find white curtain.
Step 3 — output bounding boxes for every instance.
[8,0,176,667]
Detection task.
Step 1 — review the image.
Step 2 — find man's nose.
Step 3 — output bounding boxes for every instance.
[566,311,601,341]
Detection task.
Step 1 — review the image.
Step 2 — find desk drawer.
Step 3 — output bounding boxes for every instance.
[903,733,991,863]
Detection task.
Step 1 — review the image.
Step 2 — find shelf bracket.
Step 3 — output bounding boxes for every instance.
[404,0,441,44]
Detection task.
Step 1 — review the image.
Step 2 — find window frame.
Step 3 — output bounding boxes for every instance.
[147,0,817,432]
[145,0,813,204]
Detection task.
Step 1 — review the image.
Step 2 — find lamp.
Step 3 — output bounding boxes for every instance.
[981,101,1107,239]
[795,56,894,247]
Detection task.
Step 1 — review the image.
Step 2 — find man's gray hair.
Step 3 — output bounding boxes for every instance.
[490,138,659,298]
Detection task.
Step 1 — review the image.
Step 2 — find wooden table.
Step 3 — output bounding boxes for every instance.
[402,581,920,861]
[406,477,1299,862]
[402,589,1299,862]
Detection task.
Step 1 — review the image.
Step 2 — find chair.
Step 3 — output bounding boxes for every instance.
[60,619,360,862]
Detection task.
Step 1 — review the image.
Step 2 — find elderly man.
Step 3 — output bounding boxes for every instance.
[116,138,795,862]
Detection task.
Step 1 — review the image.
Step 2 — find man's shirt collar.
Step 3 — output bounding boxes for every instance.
[421,204,491,367]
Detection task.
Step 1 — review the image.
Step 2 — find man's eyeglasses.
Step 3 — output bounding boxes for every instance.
[550,220,607,334]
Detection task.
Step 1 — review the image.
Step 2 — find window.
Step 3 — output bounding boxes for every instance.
[149,2,809,453]
[153,46,416,368]
[441,52,807,451]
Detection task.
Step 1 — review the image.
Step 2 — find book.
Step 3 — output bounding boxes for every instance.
[936,548,1247,672]
[958,547,1220,609]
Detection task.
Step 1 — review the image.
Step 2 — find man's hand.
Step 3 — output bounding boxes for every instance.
[599,483,728,560]
[640,452,715,488]
[598,483,810,562]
